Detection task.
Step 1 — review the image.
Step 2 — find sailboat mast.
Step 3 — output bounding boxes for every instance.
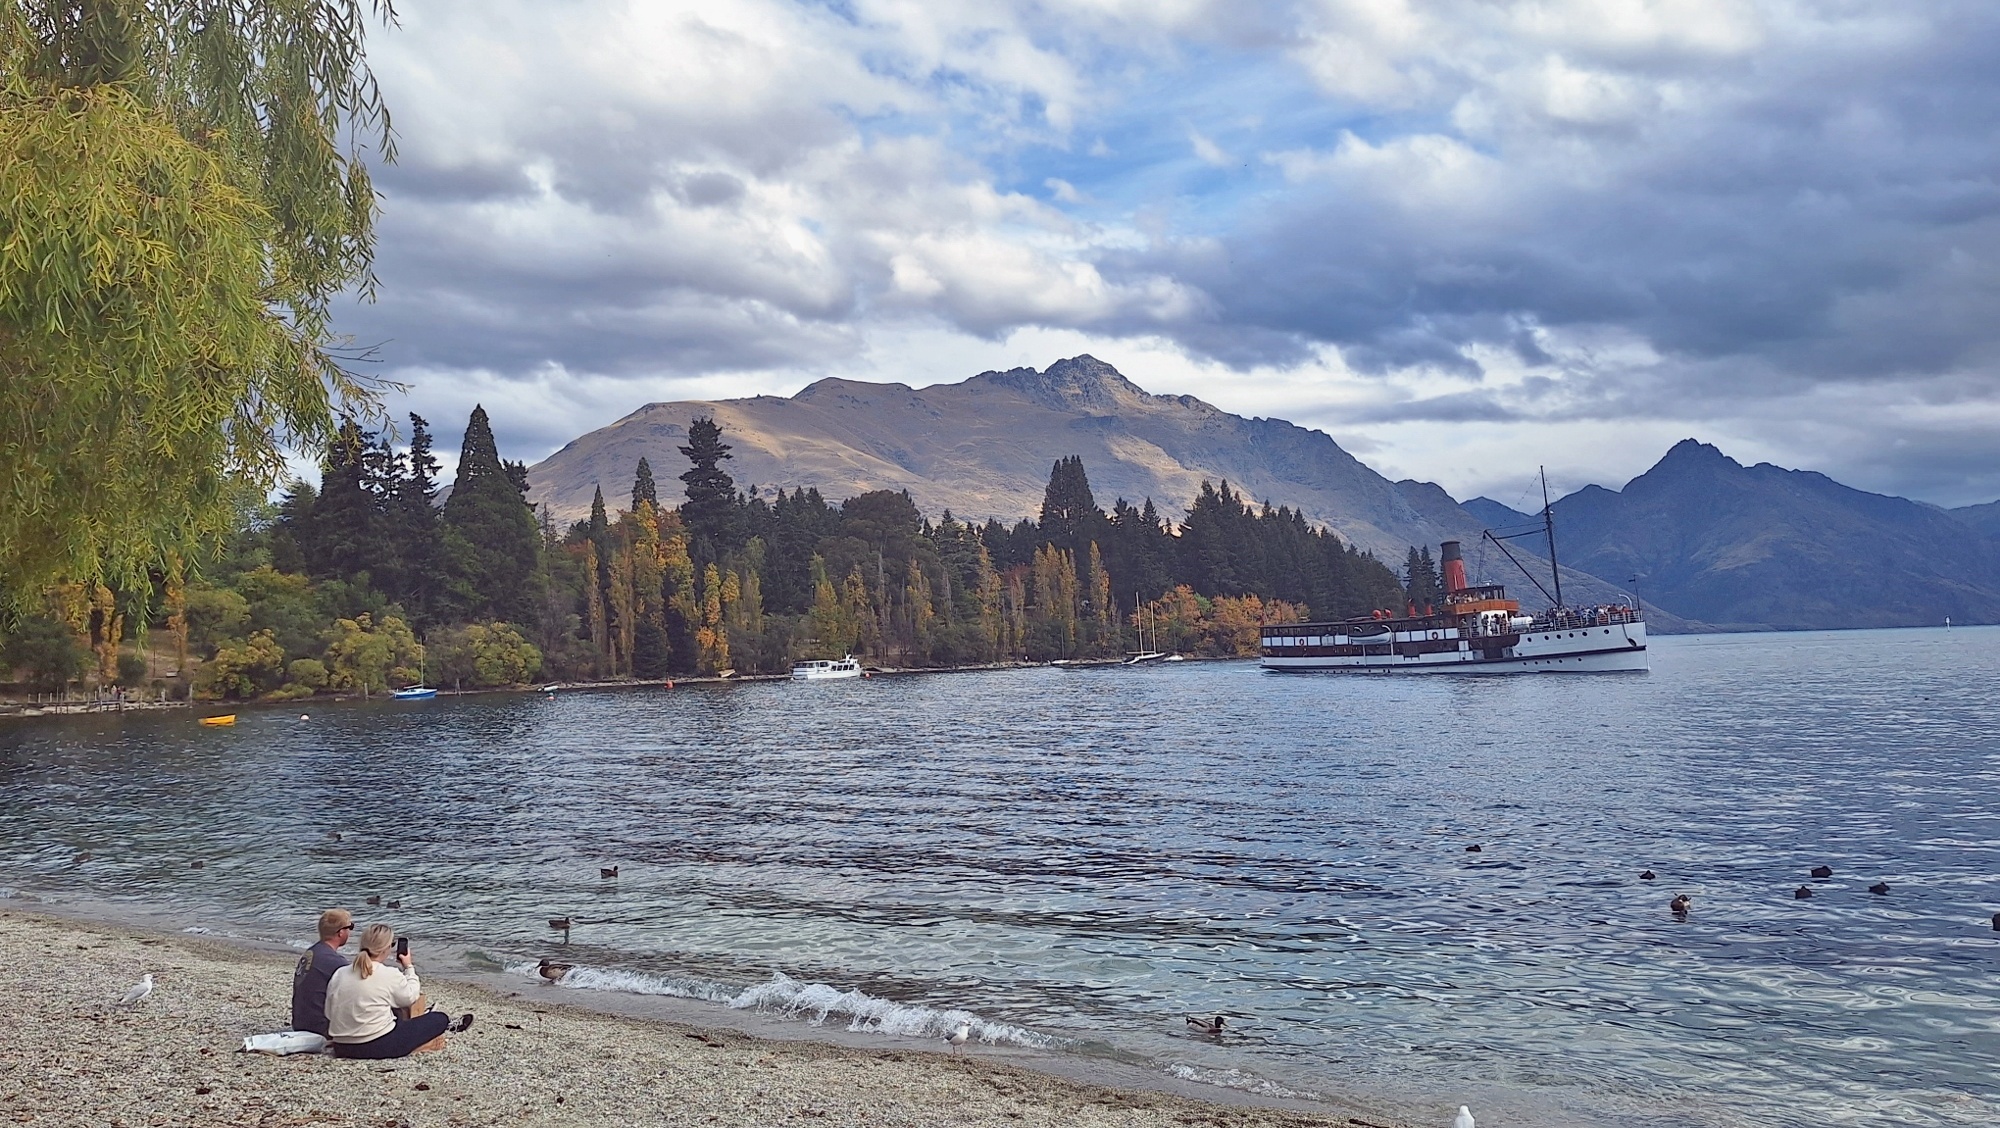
[1541,466,1563,610]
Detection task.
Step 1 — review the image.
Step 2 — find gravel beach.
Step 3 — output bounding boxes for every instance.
[0,908,1411,1128]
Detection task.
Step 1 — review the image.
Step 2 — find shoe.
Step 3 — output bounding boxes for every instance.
[453,1013,474,1034]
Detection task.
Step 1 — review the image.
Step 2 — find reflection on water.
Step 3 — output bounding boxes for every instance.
[5,627,2000,1126]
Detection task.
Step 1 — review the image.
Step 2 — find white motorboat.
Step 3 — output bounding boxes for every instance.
[791,655,863,681]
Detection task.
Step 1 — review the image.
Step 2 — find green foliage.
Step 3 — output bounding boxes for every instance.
[286,657,328,690]
[1,614,89,691]
[1038,455,1102,559]
[441,406,541,624]
[631,458,657,512]
[183,584,251,655]
[678,416,737,551]
[0,1,395,605]
[115,652,148,686]
[321,611,419,695]
[1404,546,1441,610]
[431,621,541,688]
[196,628,284,699]
[235,565,322,658]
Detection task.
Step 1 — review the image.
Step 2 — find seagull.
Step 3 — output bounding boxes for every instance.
[1186,1015,1227,1036]
[1810,865,1833,879]
[1639,870,1656,880]
[1670,894,1692,916]
[1868,883,1889,895]
[537,959,572,984]
[600,866,619,879]
[1795,886,1814,899]
[1453,1105,1476,1128]
[119,973,153,1006]
[947,1021,971,1053]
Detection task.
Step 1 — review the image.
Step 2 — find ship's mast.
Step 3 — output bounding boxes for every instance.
[1541,466,1563,610]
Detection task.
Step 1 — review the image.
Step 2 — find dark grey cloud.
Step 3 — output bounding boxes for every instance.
[327,0,2000,508]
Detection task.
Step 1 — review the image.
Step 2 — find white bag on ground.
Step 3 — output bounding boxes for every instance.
[242,1030,328,1055]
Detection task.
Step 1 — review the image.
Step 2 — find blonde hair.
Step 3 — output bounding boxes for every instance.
[317,908,353,942]
[352,923,394,979]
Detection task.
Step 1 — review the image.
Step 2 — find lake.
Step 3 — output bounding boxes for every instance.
[4,627,1998,1126]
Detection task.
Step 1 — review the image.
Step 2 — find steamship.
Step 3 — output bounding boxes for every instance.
[1259,538,1648,674]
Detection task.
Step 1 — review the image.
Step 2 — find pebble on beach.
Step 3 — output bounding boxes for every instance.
[0,909,1389,1128]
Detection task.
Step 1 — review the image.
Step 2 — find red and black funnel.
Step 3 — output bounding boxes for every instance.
[1440,540,1469,594]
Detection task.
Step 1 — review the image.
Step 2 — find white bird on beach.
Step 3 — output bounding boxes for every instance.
[119,973,153,1006]
[1453,1105,1475,1128]
[947,1021,971,1053]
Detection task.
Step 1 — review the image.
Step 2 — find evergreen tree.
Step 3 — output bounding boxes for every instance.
[679,417,737,553]
[441,406,541,624]
[1039,455,1104,558]
[632,458,658,512]
[307,420,390,583]
[1404,546,1442,612]
[390,414,444,626]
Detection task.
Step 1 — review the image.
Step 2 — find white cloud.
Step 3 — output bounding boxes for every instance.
[331,0,2000,509]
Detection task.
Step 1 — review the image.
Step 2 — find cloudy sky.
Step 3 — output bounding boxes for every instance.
[334,0,2000,510]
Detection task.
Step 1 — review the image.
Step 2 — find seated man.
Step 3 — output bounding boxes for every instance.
[290,908,353,1035]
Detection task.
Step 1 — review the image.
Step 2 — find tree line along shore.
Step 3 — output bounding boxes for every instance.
[0,410,1410,705]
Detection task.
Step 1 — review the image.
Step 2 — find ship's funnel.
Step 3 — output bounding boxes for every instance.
[1440,540,1469,593]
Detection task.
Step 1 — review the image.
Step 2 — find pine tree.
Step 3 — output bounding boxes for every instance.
[679,417,738,553]
[390,414,444,625]
[1039,455,1104,558]
[308,420,389,583]
[632,458,658,512]
[441,406,541,624]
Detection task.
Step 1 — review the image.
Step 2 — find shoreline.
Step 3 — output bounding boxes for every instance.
[0,656,1243,723]
[0,900,1417,1128]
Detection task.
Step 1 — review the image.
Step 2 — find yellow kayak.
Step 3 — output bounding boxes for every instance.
[199,715,236,727]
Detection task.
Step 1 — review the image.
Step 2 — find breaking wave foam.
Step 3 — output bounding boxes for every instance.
[503,962,1051,1049]
[1165,1062,1322,1102]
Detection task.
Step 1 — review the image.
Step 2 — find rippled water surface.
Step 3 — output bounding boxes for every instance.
[5,628,2000,1126]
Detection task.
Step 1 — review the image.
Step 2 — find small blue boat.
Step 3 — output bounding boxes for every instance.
[391,686,438,700]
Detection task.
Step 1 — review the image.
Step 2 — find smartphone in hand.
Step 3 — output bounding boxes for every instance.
[396,936,409,958]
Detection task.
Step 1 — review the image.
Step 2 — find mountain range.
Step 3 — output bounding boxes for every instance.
[525,357,2000,632]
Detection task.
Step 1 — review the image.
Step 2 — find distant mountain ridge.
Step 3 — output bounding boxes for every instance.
[525,358,1997,632]
[1550,440,2000,630]
[528,356,1502,566]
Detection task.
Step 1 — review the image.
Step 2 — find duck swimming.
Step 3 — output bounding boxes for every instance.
[1185,1015,1227,1035]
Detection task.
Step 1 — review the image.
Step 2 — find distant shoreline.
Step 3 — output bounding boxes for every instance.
[0,656,1241,722]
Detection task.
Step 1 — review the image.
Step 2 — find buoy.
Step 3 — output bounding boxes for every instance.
[666,681,674,689]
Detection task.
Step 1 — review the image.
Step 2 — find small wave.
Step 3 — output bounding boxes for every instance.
[504,962,1050,1048]
[1165,1062,1323,1102]
[726,973,1051,1048]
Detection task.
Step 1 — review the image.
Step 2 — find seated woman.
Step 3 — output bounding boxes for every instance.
[324,923,469,1059]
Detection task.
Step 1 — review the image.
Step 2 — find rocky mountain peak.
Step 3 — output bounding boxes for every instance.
[973,355,1147,413]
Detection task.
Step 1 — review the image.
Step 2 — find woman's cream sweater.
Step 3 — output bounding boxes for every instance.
[324,960,421,1043]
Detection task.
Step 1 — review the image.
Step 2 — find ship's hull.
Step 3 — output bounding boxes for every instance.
[1261,620,1648,674]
